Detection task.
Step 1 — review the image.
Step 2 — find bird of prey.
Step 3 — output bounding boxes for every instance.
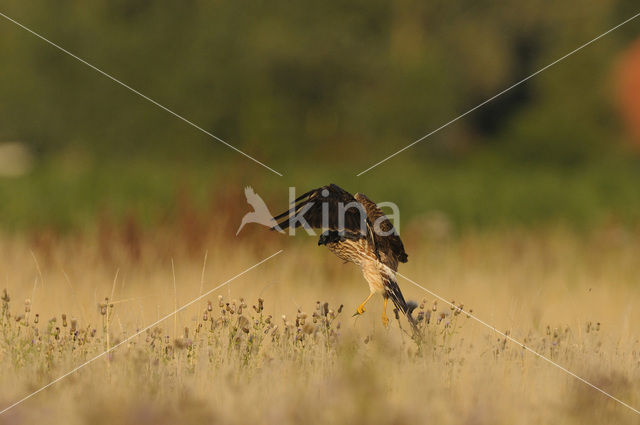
[273,184,418,333]
[236,186,284,235]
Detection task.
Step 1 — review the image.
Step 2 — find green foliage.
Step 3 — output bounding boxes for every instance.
[0,1,637,159]
[1,155,640,232]
[1,1,640,230]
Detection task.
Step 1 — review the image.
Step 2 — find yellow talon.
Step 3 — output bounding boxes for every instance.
[353,292,374,317]
[353,304,366,316]
[381,297,389,327]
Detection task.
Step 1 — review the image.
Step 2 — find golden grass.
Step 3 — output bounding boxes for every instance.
[0,225,639,425]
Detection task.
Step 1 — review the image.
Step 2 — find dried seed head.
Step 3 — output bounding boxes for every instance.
[24,299,31,313]
[258,298,264,312]
[62,314,68,327]
[207,301,213,312]
[238,316,250,331]
[34,313,39,324]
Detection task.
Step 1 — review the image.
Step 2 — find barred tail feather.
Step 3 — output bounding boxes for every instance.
[383,274,408,314]
[382,273,420,338]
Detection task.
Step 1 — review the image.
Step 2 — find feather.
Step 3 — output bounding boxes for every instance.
[272,184,408,268]
[382,272,419,336]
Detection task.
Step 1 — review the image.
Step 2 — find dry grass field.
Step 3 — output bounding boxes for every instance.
[0,223,639,424]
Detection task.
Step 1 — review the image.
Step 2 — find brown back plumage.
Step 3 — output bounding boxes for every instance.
[353,192,408,270]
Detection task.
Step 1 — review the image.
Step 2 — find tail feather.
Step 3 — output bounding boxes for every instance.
[382,273,420,338]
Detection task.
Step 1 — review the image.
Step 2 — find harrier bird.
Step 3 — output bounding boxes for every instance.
[273,184,418,333]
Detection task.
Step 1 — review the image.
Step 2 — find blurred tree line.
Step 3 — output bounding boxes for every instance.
[1,0,639,167]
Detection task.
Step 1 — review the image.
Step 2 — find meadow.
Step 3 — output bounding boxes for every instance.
[2,2,640,424]
[0,222,638,425]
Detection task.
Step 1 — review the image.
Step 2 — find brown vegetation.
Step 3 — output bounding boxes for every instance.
[0,225,639,424]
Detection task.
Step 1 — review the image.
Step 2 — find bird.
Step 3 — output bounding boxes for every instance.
[272,183,418,335]
[236,186,284,235]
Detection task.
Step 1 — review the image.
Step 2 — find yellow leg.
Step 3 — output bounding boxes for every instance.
[381,297,389,327]
[353,292,374,316]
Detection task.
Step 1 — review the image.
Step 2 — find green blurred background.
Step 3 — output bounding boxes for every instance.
[1,1,640,233]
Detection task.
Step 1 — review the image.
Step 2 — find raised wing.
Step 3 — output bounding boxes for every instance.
[272,184,368,236]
